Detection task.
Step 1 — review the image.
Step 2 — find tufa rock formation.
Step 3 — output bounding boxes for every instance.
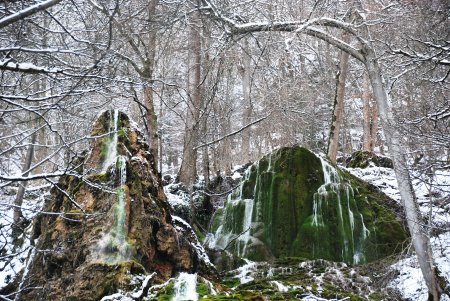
[207,146,408,265]
[346,150,394,169]
[19,110,211,301]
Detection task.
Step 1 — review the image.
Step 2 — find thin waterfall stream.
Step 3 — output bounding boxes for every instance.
[171,273,199,301]
[95,110,134,263]
[312,157,370,264]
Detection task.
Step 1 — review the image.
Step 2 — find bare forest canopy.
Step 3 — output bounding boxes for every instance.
[1,0,448,183]
[0,0,449,299]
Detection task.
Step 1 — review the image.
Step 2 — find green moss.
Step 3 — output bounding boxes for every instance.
[210,208,223,233]
[369,292,382,301]
[118,128,128,139]
[148,282,175,301]
[212,146,407,265]
[196,227,206,243]
[87,172,109,184]
[221,277,240,288]
[100,137,110,160]
[196,282,210,296]
[200,290,265,301]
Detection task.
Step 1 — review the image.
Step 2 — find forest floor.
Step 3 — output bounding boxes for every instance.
[347,164,450,300]
[1,159,449,300]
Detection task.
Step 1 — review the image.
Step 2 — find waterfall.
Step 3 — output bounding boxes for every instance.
[172,273,199,301]
[207,162,256,258]
[312,157,370,264]
[115,155,127,245]
[102,109,119,172]
[239,198,254,257]
[94,110,134,264]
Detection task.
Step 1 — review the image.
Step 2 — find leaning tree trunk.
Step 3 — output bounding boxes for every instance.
[12,130,37,243]
[362,71,372,151]
[327,34,350,163]
[364,46,442,300]
[370,96,379,152]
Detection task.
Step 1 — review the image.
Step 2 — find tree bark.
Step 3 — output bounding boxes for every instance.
[12,130,37,242]
[144,85,159,164]
[239,40,253,163]
[178,11,202,193]
[327,33,350,163]
[364,47,441,299]
[143,0,159,166]
[362,71,371,151]
[370,96,379,152]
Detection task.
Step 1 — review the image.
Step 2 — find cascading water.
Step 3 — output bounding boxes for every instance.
[207,164,256,257]
[208,146,406,264]
[95,110,133,263]
[102,109,119,173]
[172,273,199,301]
[312,157,370,264]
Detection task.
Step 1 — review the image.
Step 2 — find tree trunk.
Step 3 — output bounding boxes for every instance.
[364,47,441,299]
[144,85,159,164]
[178,11,202,215]
[327,33,350,163]
[239,40,252,163]
[362,71,371,151]
[202,146,210,186]
[143,0,159,166]
[12,130,37,242]
[370,96,379,152]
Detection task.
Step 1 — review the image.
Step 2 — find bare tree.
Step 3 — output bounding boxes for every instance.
[327,33,350,163]
[197,0,446,298]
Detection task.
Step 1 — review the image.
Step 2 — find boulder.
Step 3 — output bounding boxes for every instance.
[346,150,394,169]
[208,146,407,265]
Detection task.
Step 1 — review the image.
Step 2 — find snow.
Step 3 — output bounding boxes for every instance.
[0,59,62,73]
[0,187,47,289]
[100,293,134,301]
[100,273,156,301]
[231,171,242,180]
[172,215,213,267]
[347,165,450,300]
[165,185,189,209]
[388,232,450,301]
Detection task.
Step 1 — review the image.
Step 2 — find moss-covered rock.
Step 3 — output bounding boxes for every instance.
[19,110,213,301]
[346,151,393,169]
[209,146,407,265]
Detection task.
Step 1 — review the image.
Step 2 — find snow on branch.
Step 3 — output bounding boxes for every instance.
[0,59,63,74]
[0,0,63,29]
[0,171,67,182]
[200,0,365,62]
[194,113,272,150]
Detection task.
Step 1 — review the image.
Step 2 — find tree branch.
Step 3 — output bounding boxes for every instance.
[0,0,63,29]
[193,112,272,150]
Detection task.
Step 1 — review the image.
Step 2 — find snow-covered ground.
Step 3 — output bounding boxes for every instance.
[1,163,449,300]
[348,166,450,301]
[0,186,48,290]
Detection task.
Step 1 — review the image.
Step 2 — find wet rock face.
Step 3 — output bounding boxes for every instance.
[208,146,408,265]
[20,110,205,301]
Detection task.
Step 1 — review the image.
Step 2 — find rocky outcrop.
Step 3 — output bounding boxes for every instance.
[207,146,408,265]
[19,110,211,301]
[346,150,394,169]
